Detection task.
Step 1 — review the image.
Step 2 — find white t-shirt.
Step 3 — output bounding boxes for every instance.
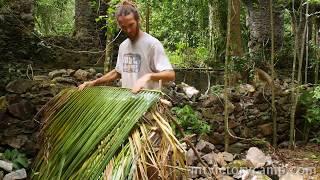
[115,32,173,89]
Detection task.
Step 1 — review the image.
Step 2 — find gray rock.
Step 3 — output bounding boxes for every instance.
[221,175,234,180]
[5,79,35,94]
[258,123,273,136]
[66,69,75,76]
[257,103,269,111]
[228,120,239,129]
[208,132,224,145]
[88,68,96,75]
[52,77,77,86]
[229,142,249,154]
[245,147,267,168]
[33,75,49,81]
[0,160,13,172]
[74,69,90,81]
[278,141,289,148]
[222,152,234,162]
[6,135,28,149]
[3,169,27,180]
[202,153,215,166]
[186,149,198,166]
[95,73,103,78]
[213,152,227,167]
[7,100,35,120]
[201,108,222,119]
[279,173,303,180]
[248,108,260,115]
[180,83,199,99]
[0,170,3,179]
[201,95,221,108]
[20,13,33,22]
[196,140,215,153]
[48,69,67,79]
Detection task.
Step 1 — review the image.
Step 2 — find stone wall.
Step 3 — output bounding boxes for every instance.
[1,69,316,156]
[167,81,319,153]
[0,68,101,156]
[0,0,104,96]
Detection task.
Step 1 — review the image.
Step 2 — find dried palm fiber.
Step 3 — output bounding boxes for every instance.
[32,86,186,180]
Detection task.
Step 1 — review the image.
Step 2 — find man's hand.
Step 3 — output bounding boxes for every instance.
[78,81,95,90]
[131,74,151,93]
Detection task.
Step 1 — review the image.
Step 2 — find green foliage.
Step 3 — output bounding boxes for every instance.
[210,85,224,95]
[0,0,8,8]
[168,42,209,68]
[135,0,211,67]
[35,0,75,35]
[172,105,211,135]
[299,87,320,124]
[307,0,320,5]
[3,149,28,170]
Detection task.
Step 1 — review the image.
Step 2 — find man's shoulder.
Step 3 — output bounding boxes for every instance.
[119,38,130,47]
[141,32,162,46]
[143,32,160,42]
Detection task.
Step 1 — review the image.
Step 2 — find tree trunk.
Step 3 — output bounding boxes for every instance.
[314,20,319,83]
[270,0,277,147]
[208,0,227,63]
[228,0,243,85]
[74,0,97,40]
[146,0,150,33]
[224,0,232,152]
[230,0,243,56]
[244,0,284,68]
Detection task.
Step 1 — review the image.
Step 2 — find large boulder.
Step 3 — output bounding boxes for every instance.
[245,147,267,168]
[5,79,35,94]
[7,100,35,120]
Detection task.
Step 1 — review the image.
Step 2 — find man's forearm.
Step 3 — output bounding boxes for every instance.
[148,70,175,82]
[93,69,121,85]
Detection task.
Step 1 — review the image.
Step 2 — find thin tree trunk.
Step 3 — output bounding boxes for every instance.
[314,21,319,84]
[270,0,277,147]
[305,13,309,84]
[224,0,232,152]
[289,0,299,149]
[104,32,113,73]
[290,2,308,149]
[146,0,150,33]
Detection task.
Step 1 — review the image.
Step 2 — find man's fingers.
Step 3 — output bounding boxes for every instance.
[131,86,141,94]
[78,82,89,91]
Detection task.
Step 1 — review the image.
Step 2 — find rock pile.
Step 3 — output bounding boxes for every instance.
[0,68,101,156]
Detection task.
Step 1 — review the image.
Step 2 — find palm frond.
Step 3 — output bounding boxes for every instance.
[32,86,186,180]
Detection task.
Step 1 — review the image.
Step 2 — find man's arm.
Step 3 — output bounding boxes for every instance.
[131,70,175,93]
[78,69,121,90]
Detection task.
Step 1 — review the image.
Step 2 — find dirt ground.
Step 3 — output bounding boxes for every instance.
[272,144,320,179]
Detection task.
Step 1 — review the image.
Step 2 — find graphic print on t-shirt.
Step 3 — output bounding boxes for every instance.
[123,53,141,73]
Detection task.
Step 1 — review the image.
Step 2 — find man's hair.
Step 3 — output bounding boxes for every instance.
[115,0,140,21]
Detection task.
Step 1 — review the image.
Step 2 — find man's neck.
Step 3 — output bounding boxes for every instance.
[130,30,143,42]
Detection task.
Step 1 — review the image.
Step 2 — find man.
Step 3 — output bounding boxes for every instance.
[79,1,175,93]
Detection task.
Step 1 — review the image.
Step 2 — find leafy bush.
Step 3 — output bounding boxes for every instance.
[168,43,209,68]
[172,105,211,136]
[3,149,28,170]
[299,86,320,143]
[300,87,320,124]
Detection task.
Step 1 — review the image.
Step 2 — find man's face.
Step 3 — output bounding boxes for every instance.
[117,13,139,41]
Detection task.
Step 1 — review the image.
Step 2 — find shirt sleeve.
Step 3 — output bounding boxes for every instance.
[115,45,122,74]
[151,41,173,72]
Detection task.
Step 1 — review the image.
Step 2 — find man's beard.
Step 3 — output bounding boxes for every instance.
[127,23,140,41]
